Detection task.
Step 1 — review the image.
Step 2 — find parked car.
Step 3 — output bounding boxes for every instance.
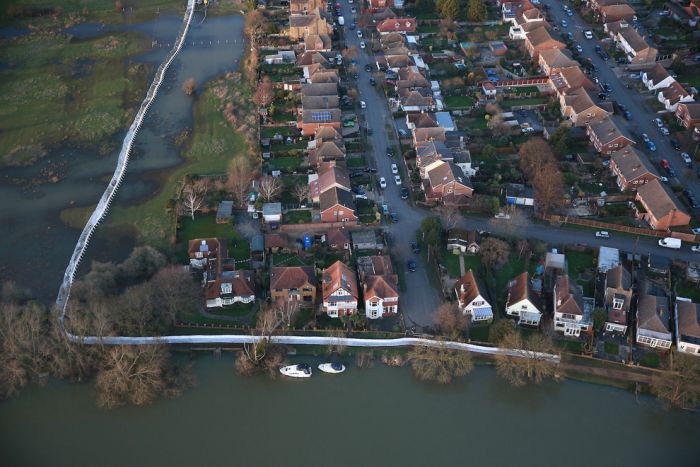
[668,168,677,178]
[386,150,394,158]
[494,212,511,220]
[364,64,372,72]
[407,260,417,272]
[356,30,362,38]
[369,77,376,86]
[390,212,398,223]
[411,242,420,254]
[567,9,573,16]
[681,152,693,166]
[642,133,650,143]
[623,111,633,120]
[692,228,700,235]
[654,117,664,128]
[394,175,402,185]
[567,32,574,41]
[363,167,377,173]
[398,129,408,137]
[660,159,670,170]
[350,170,364,178]
[692,246,700,253]
[379,177,387,189]
[359,41,365,49]
[360,101,366,109]
[647,140,657,152]
[602,83,612,93]
[594,44,602,52]
[576,44,583,53]
[400,187,409,200]
[660,127,669,136]
[391,163,398,175]
[584,30,594,39]
[595,231,610,238]
[670,138,681,150]
[561,19,568,27]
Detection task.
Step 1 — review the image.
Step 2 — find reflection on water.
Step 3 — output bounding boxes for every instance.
[0,13,244,301]
[0,357,698,467]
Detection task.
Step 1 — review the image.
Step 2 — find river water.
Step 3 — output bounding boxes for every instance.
[0,356,698,467]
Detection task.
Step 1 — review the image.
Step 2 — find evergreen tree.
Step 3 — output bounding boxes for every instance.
[437,0,459,21]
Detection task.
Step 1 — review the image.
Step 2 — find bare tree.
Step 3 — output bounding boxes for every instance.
[495,328,558,387]
[236,306,284,377]
[484,102,501,116]
[519,137,556,181]
[181,180,208,220]
[533,163,565,214]
[252,76,274,109]
[292,183,309,205]
[434,302,469,340]
[480,237,511,269]
[651,352,700,409]
[325,329,347,355]
[94,344,183,408]
[182,78,196,96]
[226,157,255,207]
[487,114,510,138]
[258,176,282,202]
[408,342,474,384]
[342,46,359,61]
[273,299,299,328]
[436,205,462,231]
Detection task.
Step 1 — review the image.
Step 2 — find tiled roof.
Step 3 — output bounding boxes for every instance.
[539,48,578,70]
[454,269,488,305]
[322,260,359,300]
[588,118,633,145]
[364,274,399,300]
[660,81,691,105]
[637,293,671,334]
[677,300,700,342]
[636,179,687,221]
[555,275,584,316]
[270,266,316,290]
[610,146,658,181]
[319,187,356,213]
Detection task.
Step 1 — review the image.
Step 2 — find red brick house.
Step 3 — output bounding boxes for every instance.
[634,179,691,230]
[369,0,393,9]
[586,118,636,155]
[609,146,659,191]
[421,161,474,206]
[675,102,700,130]
[319,187,358,223]
[560,88,610,127]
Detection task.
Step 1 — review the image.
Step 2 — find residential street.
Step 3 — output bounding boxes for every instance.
[338,3,700,329]
[540,0,700,204]
[340,1,440,329]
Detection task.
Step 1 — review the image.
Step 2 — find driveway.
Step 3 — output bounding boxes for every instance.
[541,0,700,208]
[339,2,439,329]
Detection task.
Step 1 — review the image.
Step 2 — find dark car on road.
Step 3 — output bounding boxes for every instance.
[602,83,612,93]
[400,187,409,199]
[623,110,632,120]
[364,64,372,72]
[411,242,420,254]
[407,260,417,272]
[670,138,681,150]
[369,77,376,86]
[390,212,398,223]
[364,167,377,173]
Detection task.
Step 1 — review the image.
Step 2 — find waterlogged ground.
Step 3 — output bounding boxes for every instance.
[0,8,246,300]
[0,357,699,467]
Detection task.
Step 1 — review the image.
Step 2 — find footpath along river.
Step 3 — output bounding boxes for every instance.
[0,356,699,467]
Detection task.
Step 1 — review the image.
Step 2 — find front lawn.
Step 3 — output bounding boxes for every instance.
[444,95,476,109]
[285,209,312,224]
[500,97,550,109]
[565,250,595,296]
[639,352,660,368]
[272,156,302,172]
[604,342,619,355]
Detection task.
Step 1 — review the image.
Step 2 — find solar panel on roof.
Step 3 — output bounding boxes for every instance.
[311,111,331,122]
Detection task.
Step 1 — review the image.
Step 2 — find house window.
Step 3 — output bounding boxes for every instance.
[612,298,624,310]
[562,313,576,321]
[370,300,378,307]
[371,310,378,318]
[473,300,484,306]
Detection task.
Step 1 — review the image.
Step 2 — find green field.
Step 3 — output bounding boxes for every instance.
[444,95,476,109]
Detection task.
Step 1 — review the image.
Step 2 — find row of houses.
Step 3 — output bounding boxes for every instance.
[642,64,696,112]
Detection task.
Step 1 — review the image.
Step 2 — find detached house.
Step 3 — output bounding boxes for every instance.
[446,228,480,255]
[636,293,672,349]
[320,187,358,224]
[675,298,700,356]
[658,81,694,113]
[357,256,399,319]
[270,266,317,306]
[641,64,675,91]
[288,10,332,41]
[596,3,636,23]
[421,160,474,206]
[586,118,636,155]
[322,260,359,317]
[309,165,351,203]
[609,146,659,191]
[553,275,594,337]
[604,265,633,334]
[505,272,543,326]
[634,179,691,230]
[454,269,493,323]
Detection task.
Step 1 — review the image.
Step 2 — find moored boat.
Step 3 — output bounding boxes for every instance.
[280,363,312,378]
[318,363,346,374]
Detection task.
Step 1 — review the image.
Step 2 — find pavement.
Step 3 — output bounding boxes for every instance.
[541,1,700,205]
[336,3,700,329]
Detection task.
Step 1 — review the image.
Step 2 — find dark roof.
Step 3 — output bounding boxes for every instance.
[677,300,700,345]
[637,293,671,334]
[454,269,489,305]
[270,266,317,290]
[319,187,356,213]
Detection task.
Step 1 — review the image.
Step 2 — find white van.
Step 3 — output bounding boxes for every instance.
[658,237,681,249]
[360,101,366,109]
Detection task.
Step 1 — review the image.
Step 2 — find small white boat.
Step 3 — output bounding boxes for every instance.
[318,363,346,374]
[280,364,312,378]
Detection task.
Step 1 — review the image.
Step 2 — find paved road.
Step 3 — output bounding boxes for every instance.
[542,1,700,204]
[339,3,440,329]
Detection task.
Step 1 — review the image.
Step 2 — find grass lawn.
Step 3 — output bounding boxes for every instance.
[108,76,252,248]
[493,255,526,296]
[273,253,308,267]
[639,352,660,368]
[558,340,584,354]
[260,126,295,138]
[468,324,490,343]
[177,215,249,262]
[604,342,619,355]
[441,251,462,278]
[444,95,476,109]
[460,117,488,130]
[285,209,312,224]
[675,281,700,302]
[565,250,595,296]
[0,30,152,167]
[294,307,316,328]
[676,66,700,88]
[272,156,302,172]
[347,156,366,168]
[500,97,550,109]
[180,302,257,326]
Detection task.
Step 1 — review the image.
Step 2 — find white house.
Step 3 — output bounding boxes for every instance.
[363,275,399,319]
[658,81,694,112]
[454,269,493,322]
[505,272,543,326]
[675,298,700,356]
[262,202,282,224]
[641,64,675,91]
[205,270,256,308]
[553,275,594,337]
[322,260,359,317]
[636,293,672,349]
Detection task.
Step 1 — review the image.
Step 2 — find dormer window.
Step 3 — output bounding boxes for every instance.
[613,298,624,310]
